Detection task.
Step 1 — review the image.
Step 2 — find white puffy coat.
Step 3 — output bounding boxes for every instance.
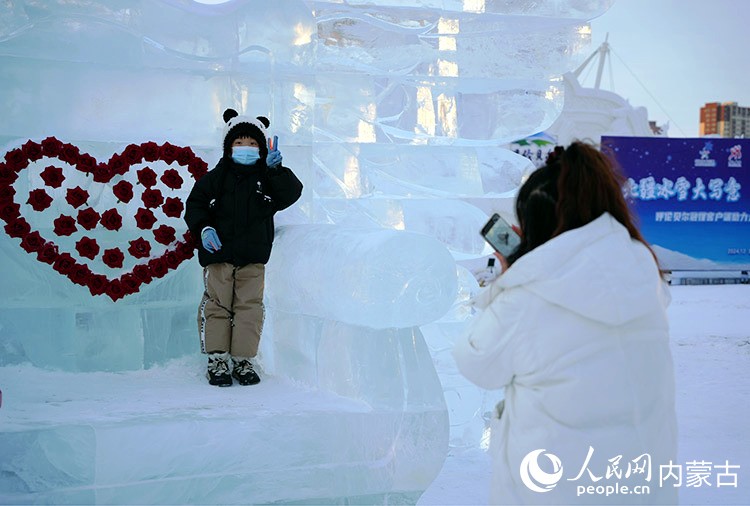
[453,213,677,505]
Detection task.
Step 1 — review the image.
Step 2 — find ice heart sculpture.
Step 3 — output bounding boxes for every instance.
[0,137,209,301]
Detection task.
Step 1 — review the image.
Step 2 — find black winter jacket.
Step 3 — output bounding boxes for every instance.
[184,157,303,267]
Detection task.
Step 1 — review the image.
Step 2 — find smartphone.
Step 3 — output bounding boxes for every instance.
[481,213,521,257]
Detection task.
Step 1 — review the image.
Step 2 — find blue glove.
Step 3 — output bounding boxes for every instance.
[201,227,222,253]
[266,149,282,169]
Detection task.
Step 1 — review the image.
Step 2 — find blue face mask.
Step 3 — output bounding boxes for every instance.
[232,146,260,165]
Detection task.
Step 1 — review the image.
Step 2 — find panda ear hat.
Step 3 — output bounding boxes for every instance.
[222,108,270,159]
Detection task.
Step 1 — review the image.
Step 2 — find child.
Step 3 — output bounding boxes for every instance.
[185,108,303,386]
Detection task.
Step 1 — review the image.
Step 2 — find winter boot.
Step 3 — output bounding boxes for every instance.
[207,352,232,387]
[232,356,261,386]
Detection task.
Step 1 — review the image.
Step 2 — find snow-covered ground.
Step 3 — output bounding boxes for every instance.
[1,284,748,504]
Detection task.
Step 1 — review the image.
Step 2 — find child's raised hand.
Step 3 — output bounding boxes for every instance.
[266,135,282,168]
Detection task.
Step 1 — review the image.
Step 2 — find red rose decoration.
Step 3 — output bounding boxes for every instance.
[153,224,176,245]
[4,217,31,238]
[160,169,184,190]
[102,248,125,269]
[108,154,128,177]
[65,186,89,208]
[93,163,113,183]
[176,240,196,260]
[41,137,64,158]
[100,209,123,231]
[162,197,184,218]
[133,264,153,284]
[70,264,93,286]
[112,180,134,203]
[40,165,65,188]
[52,253,76,275]
[128,237,152,259]
[165,251,180,269]
[0,185,15,203]
[0,164,19,185]
[77,208,101,230]
[87,274,108,296]
[119,273,141,294]
[53,215,77,237]
[59,143,80,165]
[123,144,143,165]
[141,141,159,162]
[137,167,157,188]
[159,142,179,164]
[176,146,194,166]
[20,231,45,253]
[27,189,53,212]
[106,279,125,301]
[142,188,164,209]
[188,158,208,180]
[75,236,100,260]
[76,153,97,174]
[22,140,43,162]
[37,242,59,265]
[0,202,21,221]
[4,148,29,171]
[148,257,168,278]
[134,208,157,230]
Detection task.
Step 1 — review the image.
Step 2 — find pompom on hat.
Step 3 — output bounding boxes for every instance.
[222,108,270,161]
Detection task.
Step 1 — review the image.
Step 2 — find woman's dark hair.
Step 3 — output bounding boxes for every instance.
[506,142,659,269]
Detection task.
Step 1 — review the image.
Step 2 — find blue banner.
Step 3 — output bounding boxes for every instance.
[601,136,749,269]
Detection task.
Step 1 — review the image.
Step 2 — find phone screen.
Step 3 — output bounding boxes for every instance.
[481,213,521,257]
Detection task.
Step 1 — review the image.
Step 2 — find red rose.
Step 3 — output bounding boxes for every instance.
[137,167,157,188]
[0,163,19,185]
[108,154,128,177]
[165,250,180,269]
[147,257,168,278]
[141,141,159,162]
[27,189,53,212]
[100,209,123,231]
[65,186,89,208]
[153,224,176,245]
[134,208,157,229]
[41,137,64,158]
[70,264,93,286]
[162,197,184,218]
[176,240,196,260]
[119,273,141,294]
[75,236,100,259]
[76,153,97,174]
[112,180,134,203]
[20,231,45,253]
[160,169,184,190]
[53,215,77,236]
[188,158,208,180]
[59,143,80,165]
[102,247,125,269]
[142,188,164,209]
[4,217,31,238]
[0,184,15,203]
[182,230,196,245]
[93,163,113,183]
[36,242,58,265]
[77,208,101,230]
[22,140,43,161]
[0,202,20,221]
[133,264,153,283]
[123,144,144,165]
[40,165,65,188]
[4,148,28,171]
[87,274,109,296]
[106,279,125,301]
[159,142,179,164]
[52,252,76,275]
[176,146,194,166]
[128,237,152,259]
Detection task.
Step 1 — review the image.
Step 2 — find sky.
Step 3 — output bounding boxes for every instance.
[588,0,750,138]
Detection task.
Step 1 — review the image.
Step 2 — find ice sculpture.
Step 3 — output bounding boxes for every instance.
[0,0,609,503]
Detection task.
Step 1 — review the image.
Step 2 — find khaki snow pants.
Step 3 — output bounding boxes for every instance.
[197,262,265,358]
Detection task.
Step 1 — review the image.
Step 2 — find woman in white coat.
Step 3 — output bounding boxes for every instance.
[454,143,677,505]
